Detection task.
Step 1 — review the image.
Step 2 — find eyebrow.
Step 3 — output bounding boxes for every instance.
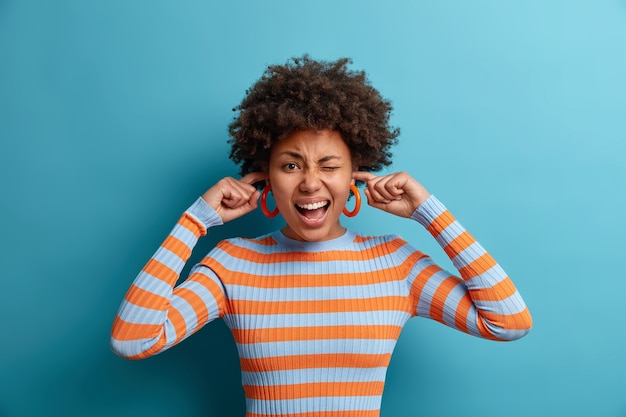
[279,151,344,164]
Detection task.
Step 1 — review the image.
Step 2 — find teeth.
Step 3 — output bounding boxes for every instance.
[297,201,328,210]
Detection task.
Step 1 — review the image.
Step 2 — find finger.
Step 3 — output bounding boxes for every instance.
[225,188,260,210]
[241,171,267,185]
[219,189,261,223]
[363,187,390,211]
[219,177,256,205]
[382,176,406,199]
[352,171,378,182]
[374,174,407,201]
[365,175,396,203]
[234,174,262,195]
[223,183,259,208]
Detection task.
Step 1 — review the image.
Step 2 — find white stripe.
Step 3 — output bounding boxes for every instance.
[110,336,162,358]
[175,279,223,320]
[227,281,406,302]
[227,310,411,329]
[241,367,388,385]
[236,338,398,359]
[415,268,452,318]
[133,272,173,297]
[170,222,199,247]
[473,291,527,315]
[209,246,408,276]
[117,302,164,325]
[464,264,509,289]
[440,280,467,327]
[151,247,185,273]
[171,294,197,339]
[434,219,464,247]
[246,395,382,414]
[451,241,487,269]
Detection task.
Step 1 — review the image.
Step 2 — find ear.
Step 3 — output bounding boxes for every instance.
[350,165,360,185]
[351,161,359,185]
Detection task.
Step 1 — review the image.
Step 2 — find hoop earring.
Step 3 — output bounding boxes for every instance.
[261,185,279,218]
[343,184,361,217]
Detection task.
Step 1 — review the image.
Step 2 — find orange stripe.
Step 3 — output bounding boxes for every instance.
[429,276,462,323]
[142,259,178,284]
[173,287,209,324]
[243,381,385,400]
[162,235,192,260]
[475,318,500,340]
[230,296,409,316]
[240,353,392,372]
[126,332,168,360]
[232,325,402,344]
[185,270,226,316]
[513,307,533,330]
[443,231,475,259]
[242,235,277,246]
[458,253,497,279]
[468,276,517,301]
[481,308,533,331]
[409,263,443,313]
[426,210,455,238]
[201,256,421,288]
[169,305,187,343]
[247,411,380,417]
[453,294,472,333]
[353,235,377,243]
[124,284,169,310]
[217,236,411,264]
[178,213,205,237]
[111,316,161,341]
[400,250,429,277]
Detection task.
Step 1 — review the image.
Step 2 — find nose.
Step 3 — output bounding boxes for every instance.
[299,169,322,193]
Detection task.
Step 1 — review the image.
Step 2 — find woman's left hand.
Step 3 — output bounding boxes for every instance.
[352,171,431,218]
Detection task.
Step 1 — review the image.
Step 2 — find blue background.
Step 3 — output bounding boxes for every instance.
[2,1,625,416]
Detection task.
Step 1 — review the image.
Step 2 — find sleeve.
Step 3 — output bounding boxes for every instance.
[406,195,532,341]
[110,197,228,359]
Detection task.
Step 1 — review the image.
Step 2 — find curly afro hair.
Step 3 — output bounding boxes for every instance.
[228,55,400,176]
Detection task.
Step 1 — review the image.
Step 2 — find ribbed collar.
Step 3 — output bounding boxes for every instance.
[271,229,358,252]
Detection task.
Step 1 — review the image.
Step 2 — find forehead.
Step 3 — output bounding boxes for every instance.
[271,129,351,160]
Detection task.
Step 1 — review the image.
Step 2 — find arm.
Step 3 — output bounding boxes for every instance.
[408,195,532,341]
[110,198,226,359]
[110,172,265,359]
[353,171,532,341]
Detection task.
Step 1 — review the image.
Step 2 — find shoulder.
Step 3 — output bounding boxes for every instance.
[351,232,402,245]
[199,233,280,272]
[212,233,280,255]
[348,232,428,277]
[351,232,414,254]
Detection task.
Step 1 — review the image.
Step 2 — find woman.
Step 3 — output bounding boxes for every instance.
[111,56,532,416]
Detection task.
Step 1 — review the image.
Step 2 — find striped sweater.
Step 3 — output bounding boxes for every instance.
[111,195,532,416]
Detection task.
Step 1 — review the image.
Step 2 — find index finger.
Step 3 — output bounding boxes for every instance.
[352,171,378,182]
[241,171,267,185]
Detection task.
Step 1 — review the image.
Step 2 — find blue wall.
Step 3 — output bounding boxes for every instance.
[2,1,625,416]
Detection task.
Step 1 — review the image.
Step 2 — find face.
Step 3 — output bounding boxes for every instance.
[268,129,354,242]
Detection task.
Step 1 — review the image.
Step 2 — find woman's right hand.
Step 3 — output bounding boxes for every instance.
[201,172,266,223]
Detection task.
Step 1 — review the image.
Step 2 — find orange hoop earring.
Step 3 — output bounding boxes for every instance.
[343,184,361,217]
[261,185,279,218]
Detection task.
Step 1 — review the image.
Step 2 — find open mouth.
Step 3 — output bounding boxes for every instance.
[295,201,329,220]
